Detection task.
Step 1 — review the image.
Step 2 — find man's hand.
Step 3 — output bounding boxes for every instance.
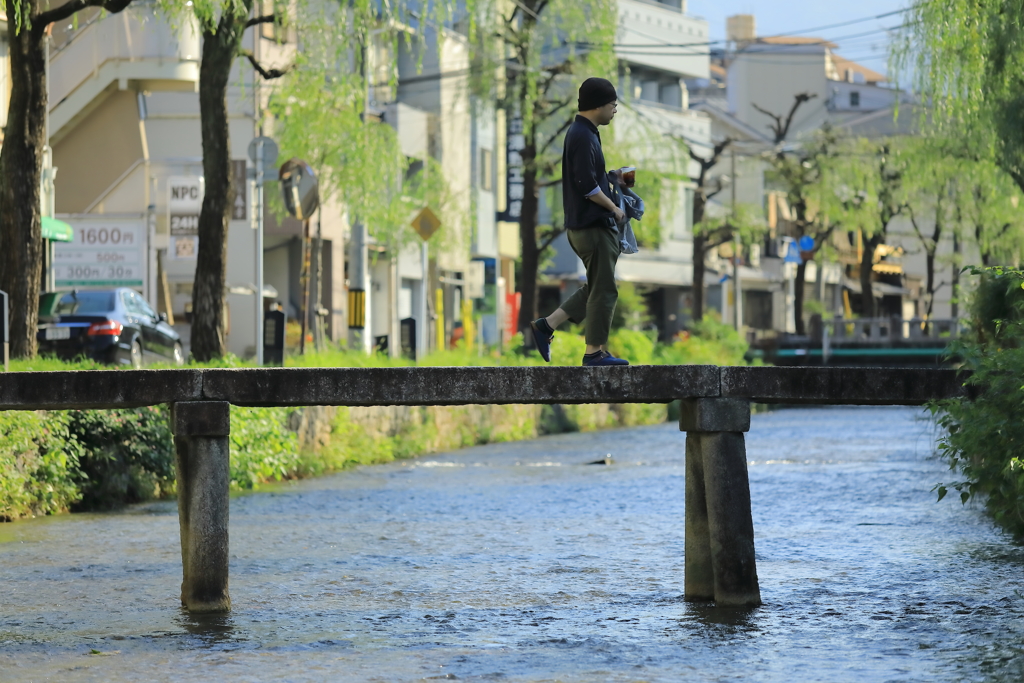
[587,187,625,224]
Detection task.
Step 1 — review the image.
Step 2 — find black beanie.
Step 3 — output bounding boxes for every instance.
[578,77,617,111]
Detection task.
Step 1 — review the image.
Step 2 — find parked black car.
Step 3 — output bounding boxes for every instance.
[37,288,184,368]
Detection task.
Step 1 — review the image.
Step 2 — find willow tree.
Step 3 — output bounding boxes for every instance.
[151,0,289,360]
[687,138,732,323]
[754,94,833,335]
[269,5,454,253]
[829,138,908,318]
[0,0,135,359]
[896,1,1024,193]
[952,161,1024,268]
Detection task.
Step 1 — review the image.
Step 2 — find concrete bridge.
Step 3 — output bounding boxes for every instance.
[0,365,966,611]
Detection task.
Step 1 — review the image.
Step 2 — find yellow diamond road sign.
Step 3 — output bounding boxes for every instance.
[412,207,441,241]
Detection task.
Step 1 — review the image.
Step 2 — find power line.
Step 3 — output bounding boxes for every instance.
[601,3,925,50]
[610,22,913,57]
[347,11,914,101]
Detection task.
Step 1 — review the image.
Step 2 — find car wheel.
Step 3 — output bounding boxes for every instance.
[172,342,185,367]
[130,340,143,369]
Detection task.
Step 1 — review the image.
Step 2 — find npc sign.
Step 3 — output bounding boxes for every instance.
[54,218,146,287]
[169,175,204,260]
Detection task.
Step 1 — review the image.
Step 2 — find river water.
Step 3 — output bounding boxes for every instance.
[1,406,1022,682]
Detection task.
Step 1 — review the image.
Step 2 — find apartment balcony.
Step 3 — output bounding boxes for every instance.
[617,0,710,80]
[49,1,200,142]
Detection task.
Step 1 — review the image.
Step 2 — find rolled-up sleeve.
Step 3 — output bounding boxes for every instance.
[571,142,602,198]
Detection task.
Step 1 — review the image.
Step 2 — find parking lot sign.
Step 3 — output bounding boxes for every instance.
[53,217,147,287]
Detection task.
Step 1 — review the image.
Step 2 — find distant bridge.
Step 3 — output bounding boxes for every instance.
[0,366,967,612]
[761,317,961,366]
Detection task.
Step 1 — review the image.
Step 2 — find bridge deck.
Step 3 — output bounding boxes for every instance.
[0,365,966,411]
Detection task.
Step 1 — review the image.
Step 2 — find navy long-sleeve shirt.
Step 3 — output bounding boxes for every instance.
[561,115,615,230]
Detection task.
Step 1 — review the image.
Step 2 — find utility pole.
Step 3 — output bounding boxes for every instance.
[348,44,373,353]
[731,149,741,332]
[253,22,265,364]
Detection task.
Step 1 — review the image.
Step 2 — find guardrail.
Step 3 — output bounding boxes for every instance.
[814,316,962,346]
[0,365,968,613]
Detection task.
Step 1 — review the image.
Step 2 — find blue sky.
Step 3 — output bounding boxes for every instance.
[689,1,908,71]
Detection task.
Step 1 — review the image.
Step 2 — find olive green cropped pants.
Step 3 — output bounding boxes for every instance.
[559,224,621,347]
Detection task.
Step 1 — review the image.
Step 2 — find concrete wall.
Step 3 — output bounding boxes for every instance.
[618,0,710,80]
[727,45,829,136]
[53,90,145,214]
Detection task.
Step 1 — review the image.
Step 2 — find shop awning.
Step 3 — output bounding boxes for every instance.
[41,216,73,242]
[842,277,909,297]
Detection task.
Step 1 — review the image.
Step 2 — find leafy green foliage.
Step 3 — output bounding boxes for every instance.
[931,266,1024,538]
[611,281,653,331]
[229,407,300,489]
[267,4,459,252]
[65,407,176,510]
[0,412,82,521]
[895,1,1024,191]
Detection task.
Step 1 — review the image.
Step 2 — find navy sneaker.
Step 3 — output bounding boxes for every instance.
[582,350,629,367]
[530,319,553,362]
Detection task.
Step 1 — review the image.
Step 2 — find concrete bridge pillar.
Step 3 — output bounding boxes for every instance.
[680,398,761,607]
[172,401,231,613]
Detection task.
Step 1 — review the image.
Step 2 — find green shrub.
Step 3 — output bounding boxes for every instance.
[65,407,176,510]
[611,282,653,331]
[229,407,300,489]
[0,411,82,520]
[608,328,656,364]
[932,267,1024,538]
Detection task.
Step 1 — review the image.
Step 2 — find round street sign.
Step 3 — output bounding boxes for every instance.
[247,136,279,170]
[798,235,814,251]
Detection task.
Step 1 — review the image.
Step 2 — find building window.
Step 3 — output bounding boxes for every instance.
[849,91,860,108]
[480,149,493,191]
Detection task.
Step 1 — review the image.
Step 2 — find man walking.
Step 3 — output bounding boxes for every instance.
[530,77,629,366]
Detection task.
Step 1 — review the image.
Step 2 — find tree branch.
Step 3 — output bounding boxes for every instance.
[753,93,817,144]
[37,0,128,30]
[907,205,929,247]
[246,14,277,28]
[539,226,566,253]
[689,137,732,170]
[242,51,290,80]
[538,115,573,156]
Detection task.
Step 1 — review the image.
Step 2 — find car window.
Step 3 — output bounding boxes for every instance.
[53,291,115,315]
[136,296,158,319]
[121,291,143,315]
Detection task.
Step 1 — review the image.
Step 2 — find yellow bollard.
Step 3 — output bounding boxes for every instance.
[461,299,475,353]
[436,289,445,351]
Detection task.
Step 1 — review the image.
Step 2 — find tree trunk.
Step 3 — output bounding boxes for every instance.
[0,18,47,359]
[859,230,883,318]
[691,233,706,322]
[517,141,540,335]
[924,247,936,318]
[690,190,709,323]
[951,232,960,319]
[794,260,807,335]
[190,13,248,361]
